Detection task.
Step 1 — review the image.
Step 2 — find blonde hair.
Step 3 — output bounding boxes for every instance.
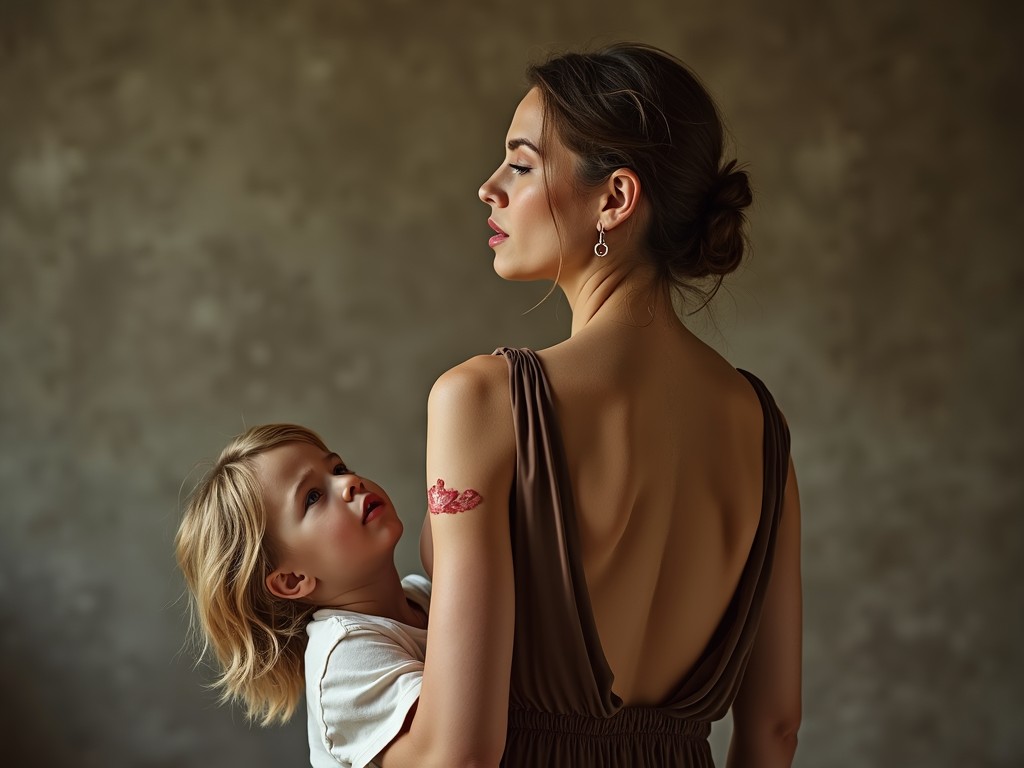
[175,423,328,725]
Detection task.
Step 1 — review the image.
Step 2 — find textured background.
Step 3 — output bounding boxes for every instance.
[1,1,1021,766]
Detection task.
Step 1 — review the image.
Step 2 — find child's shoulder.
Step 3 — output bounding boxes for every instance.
[306,609,384,643]
[305,606,427,684]
[401,573,431,610]
[306,610,411,666]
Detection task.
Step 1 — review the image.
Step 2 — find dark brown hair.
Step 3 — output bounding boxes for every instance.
[527,42,752,307]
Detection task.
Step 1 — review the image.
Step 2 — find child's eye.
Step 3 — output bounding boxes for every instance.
[305,489,322,510]
[332,463,351,475]
[509,163,531,176]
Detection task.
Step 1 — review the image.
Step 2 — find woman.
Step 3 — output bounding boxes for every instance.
[417,43,801,767]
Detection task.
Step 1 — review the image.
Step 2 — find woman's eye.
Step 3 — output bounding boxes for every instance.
[304,489,322,510]
[332,463,351,475]
[509,163,531,176]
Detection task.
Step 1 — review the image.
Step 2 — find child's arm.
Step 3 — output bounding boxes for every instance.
[378,355,514,767]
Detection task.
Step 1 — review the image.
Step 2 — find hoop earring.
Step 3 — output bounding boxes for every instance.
[594,223,609,258]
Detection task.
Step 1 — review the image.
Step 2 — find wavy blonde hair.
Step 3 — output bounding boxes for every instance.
[175,423,328,725]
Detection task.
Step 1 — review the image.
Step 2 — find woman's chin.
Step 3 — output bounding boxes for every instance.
[492,262,520,281]
[492,253,555,282]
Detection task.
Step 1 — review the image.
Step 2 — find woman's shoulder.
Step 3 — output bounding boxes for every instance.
[426,354,516,465]
[428,353,509,415]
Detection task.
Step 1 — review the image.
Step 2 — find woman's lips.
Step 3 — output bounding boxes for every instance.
[488,218,508,248]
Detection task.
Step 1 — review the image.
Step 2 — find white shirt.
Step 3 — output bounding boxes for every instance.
[304,574,431,768]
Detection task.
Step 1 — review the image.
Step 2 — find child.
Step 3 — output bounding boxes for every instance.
[175,423,430,768]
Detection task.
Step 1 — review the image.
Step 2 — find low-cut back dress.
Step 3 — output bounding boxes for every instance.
[494,347,791,767]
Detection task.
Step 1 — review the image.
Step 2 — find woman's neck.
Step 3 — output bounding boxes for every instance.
[562,257,675,337]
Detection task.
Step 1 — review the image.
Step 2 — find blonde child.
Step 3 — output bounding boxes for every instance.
[175,423,430,768]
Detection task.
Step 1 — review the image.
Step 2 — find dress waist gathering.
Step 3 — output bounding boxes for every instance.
[508,706,711,740]
[503,706,715,766]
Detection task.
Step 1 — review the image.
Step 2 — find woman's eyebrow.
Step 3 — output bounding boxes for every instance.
[507,138,541,154]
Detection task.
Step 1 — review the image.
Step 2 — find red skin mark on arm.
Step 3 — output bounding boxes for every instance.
[428,479,483,515]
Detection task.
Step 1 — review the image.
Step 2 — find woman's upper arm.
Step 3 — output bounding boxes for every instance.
[384,355,515,767]
[731,453,803,739]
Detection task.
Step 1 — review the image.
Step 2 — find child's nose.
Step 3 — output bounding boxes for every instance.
[339,476,364,503]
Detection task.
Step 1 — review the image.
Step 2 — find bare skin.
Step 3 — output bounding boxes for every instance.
[538,302,769,704]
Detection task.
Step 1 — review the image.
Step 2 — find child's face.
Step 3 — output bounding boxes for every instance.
[255,440,403,606]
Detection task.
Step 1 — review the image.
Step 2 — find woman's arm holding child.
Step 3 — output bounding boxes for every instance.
[379,355,515,768]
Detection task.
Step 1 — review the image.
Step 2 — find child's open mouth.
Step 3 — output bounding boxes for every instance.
[362,494,385,524]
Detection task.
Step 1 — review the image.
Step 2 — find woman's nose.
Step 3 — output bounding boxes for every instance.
[478,169,506,206]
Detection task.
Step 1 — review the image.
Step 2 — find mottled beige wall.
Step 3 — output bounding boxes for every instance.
[1,1,1020,766]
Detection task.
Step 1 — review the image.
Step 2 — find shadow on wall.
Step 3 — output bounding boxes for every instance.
[0,595,67,765]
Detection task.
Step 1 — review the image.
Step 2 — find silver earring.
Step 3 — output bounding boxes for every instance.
[594,223,609,258]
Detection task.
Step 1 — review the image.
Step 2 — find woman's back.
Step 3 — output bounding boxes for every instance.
[537,317,767,705]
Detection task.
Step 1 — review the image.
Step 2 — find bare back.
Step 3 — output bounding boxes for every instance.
[536,318,767,705]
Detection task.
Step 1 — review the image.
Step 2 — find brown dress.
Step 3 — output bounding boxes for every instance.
[494,347,791,767]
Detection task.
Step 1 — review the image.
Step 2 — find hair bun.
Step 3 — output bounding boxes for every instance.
[696,159,752,278]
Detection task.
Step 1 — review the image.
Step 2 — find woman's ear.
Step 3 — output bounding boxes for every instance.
[599,168,642,231]
[265,569,317,601]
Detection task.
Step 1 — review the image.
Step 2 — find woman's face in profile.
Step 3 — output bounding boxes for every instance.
[478,87,600,283]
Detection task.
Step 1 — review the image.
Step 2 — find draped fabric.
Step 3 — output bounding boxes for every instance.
[495,347,790,767]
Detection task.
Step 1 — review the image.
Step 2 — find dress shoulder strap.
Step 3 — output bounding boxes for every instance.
[492,346,621,714]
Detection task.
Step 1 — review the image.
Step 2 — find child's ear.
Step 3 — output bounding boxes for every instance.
[265,569,317,601]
